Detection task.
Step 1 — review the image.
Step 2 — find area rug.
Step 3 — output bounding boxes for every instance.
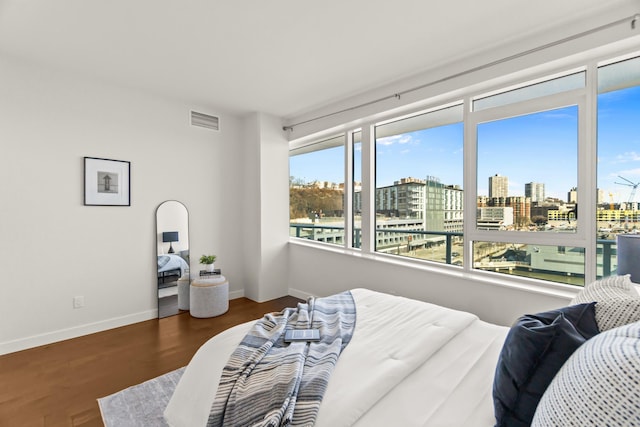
[98,367,185,427]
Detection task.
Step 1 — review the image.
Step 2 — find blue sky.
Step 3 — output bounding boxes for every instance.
[597,86,640,204]
[290,85,640,203]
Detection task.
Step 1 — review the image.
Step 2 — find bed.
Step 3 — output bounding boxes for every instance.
[164,288,508,426]
[164,279,640,427]
[157,254,189,283]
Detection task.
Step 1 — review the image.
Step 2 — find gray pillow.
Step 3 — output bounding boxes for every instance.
[531,320,640,426]
[572,274,640,331]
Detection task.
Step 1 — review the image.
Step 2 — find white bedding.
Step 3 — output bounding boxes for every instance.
[157,254,189,276]
[164,288,509,427]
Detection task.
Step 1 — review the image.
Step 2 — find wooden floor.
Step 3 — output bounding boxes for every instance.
[0,295,302,427]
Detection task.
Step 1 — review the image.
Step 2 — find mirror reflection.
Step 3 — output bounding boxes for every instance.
[156,200,189,318]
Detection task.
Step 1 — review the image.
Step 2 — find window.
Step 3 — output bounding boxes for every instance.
[469,71,586,286]
[374,105,463,264]
[289,135,345,246]
[476,106,579,233]
[288,49,640,290]
[596,55,640,278]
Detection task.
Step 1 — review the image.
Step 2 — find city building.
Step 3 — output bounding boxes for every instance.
[525,182,545,203]
[489,174,509,198]
[477,206,514,230]
[371,176,464,232]
[374,177,426,219]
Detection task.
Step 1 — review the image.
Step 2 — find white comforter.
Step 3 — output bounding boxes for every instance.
[164,288,508,427]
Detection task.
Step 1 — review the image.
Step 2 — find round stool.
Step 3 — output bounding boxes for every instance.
[177,275,190,311]
[190,275,229,318]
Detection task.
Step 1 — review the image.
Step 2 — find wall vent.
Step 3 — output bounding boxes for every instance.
[190,110,220,131]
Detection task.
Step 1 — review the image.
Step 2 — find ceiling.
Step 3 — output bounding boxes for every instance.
[0,1,637,119]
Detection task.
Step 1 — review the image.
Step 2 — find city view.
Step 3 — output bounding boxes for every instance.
[289,57,640,287]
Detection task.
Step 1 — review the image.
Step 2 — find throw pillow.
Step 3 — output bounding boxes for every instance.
[493,303,599,427]
[531,320,640,426]
[572,274,640,331]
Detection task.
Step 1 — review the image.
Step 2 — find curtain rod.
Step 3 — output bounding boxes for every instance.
[283,13,639,132]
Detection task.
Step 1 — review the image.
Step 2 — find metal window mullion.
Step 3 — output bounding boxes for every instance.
[583,62,599,282]
[360,124,375,254]
[344,131,353,249]
[462,96,476,272]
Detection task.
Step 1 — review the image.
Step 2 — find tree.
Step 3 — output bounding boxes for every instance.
[289,187,344,220]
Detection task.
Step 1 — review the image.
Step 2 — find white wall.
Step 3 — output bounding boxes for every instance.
[242,113,290,302]
[0,56,245,354]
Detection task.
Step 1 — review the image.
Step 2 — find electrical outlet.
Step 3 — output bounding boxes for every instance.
[73,296,84,309]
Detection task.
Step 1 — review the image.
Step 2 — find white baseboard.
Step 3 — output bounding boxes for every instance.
[1,288,276,356]
[229,289,244,300]
[288,287,314,300]
[0,309,157,356]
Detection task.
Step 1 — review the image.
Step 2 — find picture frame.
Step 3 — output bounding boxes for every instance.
[84,157,131,206]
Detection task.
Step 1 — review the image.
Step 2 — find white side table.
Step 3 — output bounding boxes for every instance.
[190,275,229,318]
[177,275,191,310]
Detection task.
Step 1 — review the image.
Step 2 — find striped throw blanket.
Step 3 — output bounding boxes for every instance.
[207,291,356,427]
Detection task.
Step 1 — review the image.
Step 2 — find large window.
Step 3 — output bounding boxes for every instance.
[374,105,463,264]
[469,71,586,286]
[596,55,640,278]
[289,50,640,290]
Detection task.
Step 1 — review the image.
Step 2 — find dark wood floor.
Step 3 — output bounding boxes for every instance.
[0,295,302,427]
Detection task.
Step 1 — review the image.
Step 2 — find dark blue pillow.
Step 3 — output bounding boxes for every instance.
[493,303,599,427]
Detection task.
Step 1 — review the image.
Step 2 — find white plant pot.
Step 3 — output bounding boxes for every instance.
[205,263,215,272]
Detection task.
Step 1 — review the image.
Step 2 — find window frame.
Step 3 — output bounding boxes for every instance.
[288,48,639,291]
[465,88,592,275]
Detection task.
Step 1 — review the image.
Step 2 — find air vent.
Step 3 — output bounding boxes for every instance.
[190,110,219,131]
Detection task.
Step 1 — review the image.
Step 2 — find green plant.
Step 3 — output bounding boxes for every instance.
[199,254,217,265]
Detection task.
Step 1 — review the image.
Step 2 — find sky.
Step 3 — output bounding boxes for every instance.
[290,85,640,204]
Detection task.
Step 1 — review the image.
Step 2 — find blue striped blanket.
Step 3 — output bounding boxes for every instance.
[207,291,356,427]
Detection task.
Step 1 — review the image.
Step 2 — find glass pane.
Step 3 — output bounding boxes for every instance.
[597,55,640,279]
[375,105,464,265]
[353,131,362,248]
[598,56,640,94]
[473,72,585,111]
[289,136,345,246]
[477,106,578,232]
[473,241,585,286]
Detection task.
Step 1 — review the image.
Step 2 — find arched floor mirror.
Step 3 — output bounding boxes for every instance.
[156,200,189,318]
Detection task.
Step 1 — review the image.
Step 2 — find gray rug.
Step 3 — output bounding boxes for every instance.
[98,367,185,427]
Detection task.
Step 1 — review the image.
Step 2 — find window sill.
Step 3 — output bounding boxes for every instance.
[289,237,579,301]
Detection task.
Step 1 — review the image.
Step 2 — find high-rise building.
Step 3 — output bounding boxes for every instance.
[568,187,578,203]
[525,182,545,203]
[364,176,464,232]
[489,174,508,198]
[374,177,426,219]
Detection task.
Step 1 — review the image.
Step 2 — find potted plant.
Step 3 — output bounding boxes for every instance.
[199,254,217,272]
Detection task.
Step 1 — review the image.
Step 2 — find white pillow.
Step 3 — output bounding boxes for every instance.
[531,321,640,426]
[572,274,640,331]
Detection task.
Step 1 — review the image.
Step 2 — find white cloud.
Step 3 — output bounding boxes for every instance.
[614,151,640,163]
[376,134,416,146]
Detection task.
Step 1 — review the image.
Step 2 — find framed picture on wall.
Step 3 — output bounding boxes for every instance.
[84,157,131,206]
